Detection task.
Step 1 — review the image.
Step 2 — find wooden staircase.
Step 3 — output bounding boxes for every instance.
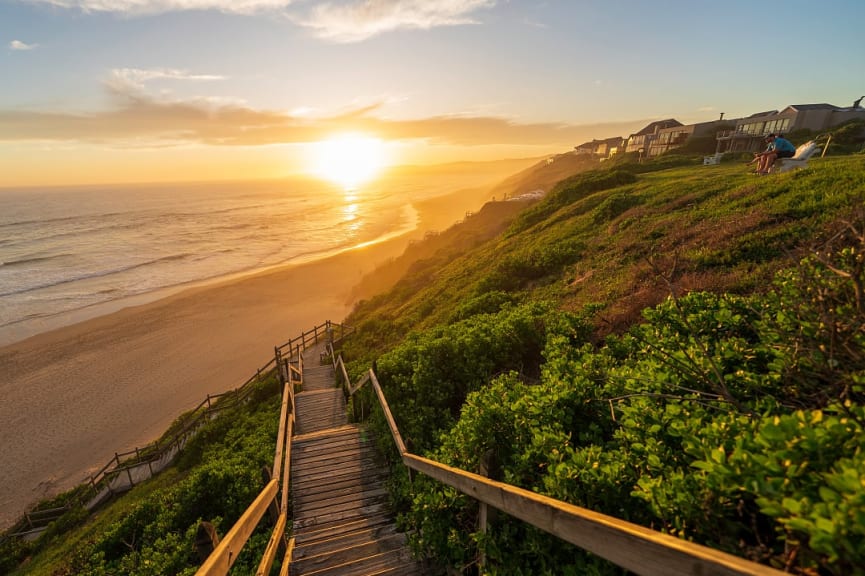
[289,344,429,576]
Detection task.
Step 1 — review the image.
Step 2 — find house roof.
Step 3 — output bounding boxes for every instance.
[576,136,624,149]
[787,103,841,111]
[632,119,682,136]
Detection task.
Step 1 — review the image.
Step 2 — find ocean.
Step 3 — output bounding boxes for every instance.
[0,176,439,347]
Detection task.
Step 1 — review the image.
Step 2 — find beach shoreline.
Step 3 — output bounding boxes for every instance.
[0,184,494,530]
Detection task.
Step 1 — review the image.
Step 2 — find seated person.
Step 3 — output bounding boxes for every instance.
[748,135,775,168]
[754,134,796,174]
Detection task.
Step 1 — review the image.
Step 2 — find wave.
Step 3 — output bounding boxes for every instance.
[0,211,129,230]
[0,253,192,298]
[0,254,71,268]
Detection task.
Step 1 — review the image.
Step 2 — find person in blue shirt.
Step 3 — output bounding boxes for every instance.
[754,134,796,174]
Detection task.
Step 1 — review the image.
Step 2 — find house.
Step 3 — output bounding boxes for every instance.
[575,136,626,159]
[716,102,865,153]
[625,119,682,154]
[648,119,735,157]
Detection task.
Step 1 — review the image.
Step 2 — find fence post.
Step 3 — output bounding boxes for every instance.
[478,451,493,571]
[275,346,284,385]
[194,521,221,563]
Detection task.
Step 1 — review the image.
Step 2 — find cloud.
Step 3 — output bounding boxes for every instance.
[105,67,226,93]
[24,0,497,41]
[0,87,647,151]
[292,0,497,42]
[9,40,39,50]
[697,106,716,112]
[22,0,295,15]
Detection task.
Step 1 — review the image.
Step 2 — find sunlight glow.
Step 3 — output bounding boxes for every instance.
[311,134,386,190]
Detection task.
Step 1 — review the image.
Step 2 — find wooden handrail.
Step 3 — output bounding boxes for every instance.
[255,512,287,576]
[280,538,296,576]
[272,382,291,484]
[367,370,408,456]
[344,358,786,576]
[196,479,279,575]
[281,414,293,515]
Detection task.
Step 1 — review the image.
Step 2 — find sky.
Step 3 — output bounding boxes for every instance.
[1,0,864,186]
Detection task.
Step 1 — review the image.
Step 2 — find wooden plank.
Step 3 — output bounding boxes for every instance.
[291,532,407,573]
[292,424,359,444]
[293,487,389,516]
[292,501,390,532]
[296,547,409,576]
[255,512,286,576]
[403,454,785,576]
[292,472,389,500]
[292,514,395,546]
[195,480,279,576]
[292,444,376,466]
[292,523,398,554]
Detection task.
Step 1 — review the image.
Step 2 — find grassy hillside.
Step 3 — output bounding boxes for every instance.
[345,155,864,356]
[341,152,865,575]
[4,376,282,576]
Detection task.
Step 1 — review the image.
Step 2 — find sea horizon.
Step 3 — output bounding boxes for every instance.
[0,175,440,348]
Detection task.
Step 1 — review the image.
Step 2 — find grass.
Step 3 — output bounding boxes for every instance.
[343,154,865,361]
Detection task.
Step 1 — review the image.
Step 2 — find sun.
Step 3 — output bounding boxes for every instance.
[310,133,386,190]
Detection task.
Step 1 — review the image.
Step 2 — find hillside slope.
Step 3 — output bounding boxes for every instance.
[342,153,865,575]
[346,155,864,354]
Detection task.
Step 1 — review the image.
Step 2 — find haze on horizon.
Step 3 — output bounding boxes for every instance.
[1,0,863,187]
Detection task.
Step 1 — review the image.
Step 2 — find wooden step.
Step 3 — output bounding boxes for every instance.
[293,425,366,445]
[293,500,392,533]
[293,514,395,546]
[293,547,414,576]
[288,346,430,575]
[292,526,403,564]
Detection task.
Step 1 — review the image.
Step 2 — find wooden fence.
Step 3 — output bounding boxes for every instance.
[6,321,344,541]
[330,344,788,576]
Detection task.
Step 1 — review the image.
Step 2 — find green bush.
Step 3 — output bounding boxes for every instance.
[507,169,637,235]
[393,226,865,574]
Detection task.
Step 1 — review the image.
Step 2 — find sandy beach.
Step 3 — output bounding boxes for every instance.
[0,184,492,530]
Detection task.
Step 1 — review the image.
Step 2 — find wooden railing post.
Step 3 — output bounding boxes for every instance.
[478,453,490,571]
[194,521,221,563]
[274,346,283,385]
